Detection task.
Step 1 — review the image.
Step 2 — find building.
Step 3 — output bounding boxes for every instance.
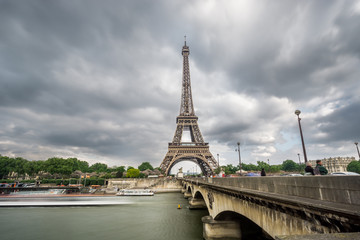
[309,157,355,173]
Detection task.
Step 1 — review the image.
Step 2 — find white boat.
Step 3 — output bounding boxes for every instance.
[116,189,154,196]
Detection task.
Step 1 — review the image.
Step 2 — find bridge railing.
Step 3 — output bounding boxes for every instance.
[186,176,360,206]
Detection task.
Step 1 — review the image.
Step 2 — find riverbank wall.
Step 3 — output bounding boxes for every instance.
[105,178,182,194]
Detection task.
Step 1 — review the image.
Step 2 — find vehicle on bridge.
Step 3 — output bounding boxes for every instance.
[330,171,359,175]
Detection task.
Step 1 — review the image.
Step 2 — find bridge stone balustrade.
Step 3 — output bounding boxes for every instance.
[182,176,360,240]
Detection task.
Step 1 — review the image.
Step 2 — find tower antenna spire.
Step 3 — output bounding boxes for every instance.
[180,36,193,116]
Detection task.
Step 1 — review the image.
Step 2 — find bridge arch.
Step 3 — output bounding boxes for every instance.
[188,190,209,210]
[187,185,192,194]
[194,190,205,200]
[189,185,272,238]
[165,156,213,176]
[215,211,272,239]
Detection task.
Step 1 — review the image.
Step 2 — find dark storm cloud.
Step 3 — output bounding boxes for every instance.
[189,1,360,101]
[188,1,360,161]
[0,0,181,164]
[317,101,360,142]
[0,0,180,113]
[0,0,359,167]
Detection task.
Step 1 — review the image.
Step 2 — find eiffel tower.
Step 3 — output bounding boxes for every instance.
[160,39,218,176]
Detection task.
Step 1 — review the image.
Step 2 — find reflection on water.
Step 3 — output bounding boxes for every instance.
[9,189,67,195]
[0,195,133,206]
[0,193,208,240]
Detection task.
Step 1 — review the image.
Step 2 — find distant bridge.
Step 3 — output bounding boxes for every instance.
[182,176,360,240]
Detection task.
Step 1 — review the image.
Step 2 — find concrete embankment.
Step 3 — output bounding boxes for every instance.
[105,178,182,194]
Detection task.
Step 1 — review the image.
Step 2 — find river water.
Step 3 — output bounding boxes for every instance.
[0,193,208,240]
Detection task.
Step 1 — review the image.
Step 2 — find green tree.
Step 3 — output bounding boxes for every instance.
[257,161,270,172]
[242,163,258,171]
[78,160,89,172]
[282,160,298,172]
[61,158,76,177]
[269,165,281,173]
[102,173,113,179]
[347,161,360,173]
[138,162,154,171]
[10,157,28,179]
[89,163,108,173]
[127,168,140,178]
[0,155,11,179]
[34,160,46,174]
[45,157,63,175]
[44,157,78,178]
[115,166,126,178]
[223,164,238,175]
[24,161,37,178]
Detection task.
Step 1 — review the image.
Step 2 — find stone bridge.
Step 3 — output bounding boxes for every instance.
[182,176,360,240]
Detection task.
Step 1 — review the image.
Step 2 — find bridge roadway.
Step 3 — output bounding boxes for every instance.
[182,176,360,240]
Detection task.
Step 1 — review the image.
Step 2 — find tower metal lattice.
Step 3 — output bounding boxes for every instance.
[160,40,218,176]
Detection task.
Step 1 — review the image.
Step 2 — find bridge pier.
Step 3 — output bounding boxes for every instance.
[202,216,241,240]
[183,192,192,199]
[188,197,207,210]
[181,188,186,193]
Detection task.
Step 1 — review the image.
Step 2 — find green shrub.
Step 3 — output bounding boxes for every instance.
[347,161,360,173]
[97,178,104,185]
[70,179,78,184]
[22,180,36,183]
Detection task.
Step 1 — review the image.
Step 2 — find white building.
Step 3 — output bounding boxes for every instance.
[309,157,355,173]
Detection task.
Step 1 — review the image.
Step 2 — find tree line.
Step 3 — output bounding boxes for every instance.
[0,155,157,180]
[2,154,358,180]
[215,159,360,175]
[215,160,306,175]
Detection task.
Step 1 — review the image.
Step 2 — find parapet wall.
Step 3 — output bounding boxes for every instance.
[206,176,360,205]
[107,178,181,191]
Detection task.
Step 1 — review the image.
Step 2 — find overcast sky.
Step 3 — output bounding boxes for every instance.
[1,0,359,170]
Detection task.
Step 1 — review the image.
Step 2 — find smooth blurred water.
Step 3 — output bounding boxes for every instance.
[0,193,208,240]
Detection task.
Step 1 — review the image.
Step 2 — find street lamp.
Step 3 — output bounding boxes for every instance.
[236,142,242,175]
[83,173,87,189]
[217,154,220,168]
[297,153,301,172]
[355,142,360,160]
[295,110,308,163]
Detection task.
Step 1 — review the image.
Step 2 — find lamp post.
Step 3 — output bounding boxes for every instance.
[297,153,301,172]
[217,154,220,168]
[83,173,87,189]
[236,142,242,175]
[295,110,308,163]
[355,142,360,160]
